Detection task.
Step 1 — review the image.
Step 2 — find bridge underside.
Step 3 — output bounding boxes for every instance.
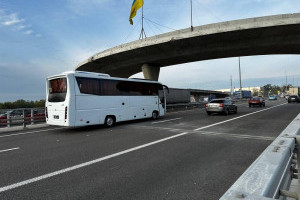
[76,14,300,80]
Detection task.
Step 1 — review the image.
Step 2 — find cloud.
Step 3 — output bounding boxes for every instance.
[0,12,24,26]
[16,24,27,30]
[24,30,33,35]
[0,9,41,37]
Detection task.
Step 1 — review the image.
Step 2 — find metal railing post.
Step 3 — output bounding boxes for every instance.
[7,112,10,128]
[23,109,26,128]
[296,137,300,200]
[31,109,34,125]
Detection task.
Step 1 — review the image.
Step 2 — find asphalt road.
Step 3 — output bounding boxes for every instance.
[0,98,299,200]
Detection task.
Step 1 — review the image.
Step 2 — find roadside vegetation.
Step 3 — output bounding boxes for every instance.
[0,99,45,109]
[256,84,292,96]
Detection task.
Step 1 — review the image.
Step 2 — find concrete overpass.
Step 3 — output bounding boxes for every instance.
[76,13,300,81]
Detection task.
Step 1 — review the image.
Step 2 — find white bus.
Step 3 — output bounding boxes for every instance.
[45,71,168,127]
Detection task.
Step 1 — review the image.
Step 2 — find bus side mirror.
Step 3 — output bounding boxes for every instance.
[163,85,169,94]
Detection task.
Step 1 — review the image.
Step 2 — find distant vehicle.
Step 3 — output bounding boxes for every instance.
[166,88,190,104]
[285,95,290,100]
[206,99,237,115]
[233,90,252,99]
[268,95,277,100]
[249,97,265,107]
[25,110,45,122]
[9,110,24,116]
[46,71,168,127]
[279,93,285,98]
[258,92,263,97]
[288,95,300,103]
[0,114,7,125]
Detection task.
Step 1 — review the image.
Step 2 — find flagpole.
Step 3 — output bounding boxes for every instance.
[139,3,146,39]
[190,0,193,31]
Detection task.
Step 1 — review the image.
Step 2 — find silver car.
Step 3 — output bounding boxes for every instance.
[206,99,237,115]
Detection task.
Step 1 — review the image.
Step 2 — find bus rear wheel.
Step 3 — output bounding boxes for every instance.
[105,116,115,127]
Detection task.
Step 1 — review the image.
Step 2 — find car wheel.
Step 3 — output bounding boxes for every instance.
[249,104,251,107]
[206,111,211,115]
[288,101,291,103]
[152,111,159,120]
[105,116,115,127]
[224,109,229,115]
[263,103,265,107]
[234,108,237,114]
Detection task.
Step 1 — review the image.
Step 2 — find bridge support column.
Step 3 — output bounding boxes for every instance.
[142,64,160,81]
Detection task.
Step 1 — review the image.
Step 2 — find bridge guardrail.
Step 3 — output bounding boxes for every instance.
[167,102,205,111]
[220,113,300,200]
[0,108,46,128]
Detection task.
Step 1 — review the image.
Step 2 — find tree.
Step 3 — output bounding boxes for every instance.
[263,84,272,96]
[0,99,45,109]
[252,88,259,96]
[282,84,292,93]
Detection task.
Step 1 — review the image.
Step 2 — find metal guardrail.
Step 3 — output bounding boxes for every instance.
[220,113,300,200]
[0,108,45,128]
[167,102,205,110]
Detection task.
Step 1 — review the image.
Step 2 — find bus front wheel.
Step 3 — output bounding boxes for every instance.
[152,111,159,120]
[105,116,115,127]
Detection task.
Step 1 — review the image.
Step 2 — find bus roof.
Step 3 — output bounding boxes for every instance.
[47,71,163,85]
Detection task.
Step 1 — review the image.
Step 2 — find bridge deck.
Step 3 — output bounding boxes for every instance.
[0,98,298,199]
[76,13,300,78]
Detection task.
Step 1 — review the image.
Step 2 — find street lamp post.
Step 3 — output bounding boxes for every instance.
[239,57,242,100]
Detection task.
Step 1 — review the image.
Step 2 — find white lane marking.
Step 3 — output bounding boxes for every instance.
[194,102,287,131]
[0,127,65,139]
[152,118,182,124]
[195,130,275,141]
[133,125,275,141]
[0,102,287,192]
[0,147,20,153]
[0,132,189,193]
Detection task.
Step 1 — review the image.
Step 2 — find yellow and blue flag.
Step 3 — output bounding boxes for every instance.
[129,0,143,25]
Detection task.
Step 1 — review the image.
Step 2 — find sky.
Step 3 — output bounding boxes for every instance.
[0,0,299,102]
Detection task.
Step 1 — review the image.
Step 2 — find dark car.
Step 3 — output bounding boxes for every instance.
[0,114,7,125]
[288,95,300,103]
[206,99,237,115]
[249,97,265,107]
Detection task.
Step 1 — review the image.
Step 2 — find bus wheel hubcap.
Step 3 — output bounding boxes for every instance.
[107,118,113,126]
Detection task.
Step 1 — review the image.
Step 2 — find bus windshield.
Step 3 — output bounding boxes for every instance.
[48,78,67,102]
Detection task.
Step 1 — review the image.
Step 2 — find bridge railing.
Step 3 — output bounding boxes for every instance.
[0,108,46,128]
[166,102,205,111]
[220,113,300,200]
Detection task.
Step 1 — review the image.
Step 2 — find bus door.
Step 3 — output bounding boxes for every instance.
[158,85,168,115]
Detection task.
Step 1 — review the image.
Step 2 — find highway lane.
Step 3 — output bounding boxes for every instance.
[0,98,299,199]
